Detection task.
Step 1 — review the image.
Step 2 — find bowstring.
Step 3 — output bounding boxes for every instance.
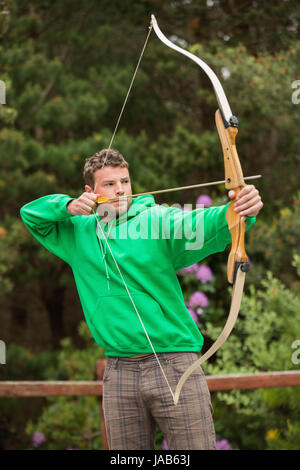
[102,21,153,167]
[93,20,176,403]
[93,211,175,402]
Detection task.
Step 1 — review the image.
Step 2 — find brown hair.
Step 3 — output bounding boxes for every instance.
[83,149,129,188]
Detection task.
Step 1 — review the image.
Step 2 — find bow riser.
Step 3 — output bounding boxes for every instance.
[215,109,248,283]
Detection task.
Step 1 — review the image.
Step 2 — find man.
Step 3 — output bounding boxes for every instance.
[20,148,263,450]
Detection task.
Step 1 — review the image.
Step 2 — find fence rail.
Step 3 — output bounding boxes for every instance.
[0,381,102,397]
[1,370,300,396]
[1,363,299,450]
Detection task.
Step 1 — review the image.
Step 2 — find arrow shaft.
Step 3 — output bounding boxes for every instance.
[96,174,262,204]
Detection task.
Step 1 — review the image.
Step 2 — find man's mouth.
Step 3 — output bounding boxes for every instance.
[112,198,127,204]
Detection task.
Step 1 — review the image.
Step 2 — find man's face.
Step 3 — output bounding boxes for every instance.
[85,166,132,217]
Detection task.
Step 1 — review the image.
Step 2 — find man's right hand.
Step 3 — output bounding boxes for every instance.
[67,192,100,216]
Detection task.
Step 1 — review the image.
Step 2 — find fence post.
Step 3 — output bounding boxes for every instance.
[96,360,108,450]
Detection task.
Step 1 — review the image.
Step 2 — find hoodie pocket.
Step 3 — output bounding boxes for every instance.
[89,292,171,352]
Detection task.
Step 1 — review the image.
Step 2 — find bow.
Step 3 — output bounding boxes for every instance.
[150,15,250,404]
[94,15,250,406]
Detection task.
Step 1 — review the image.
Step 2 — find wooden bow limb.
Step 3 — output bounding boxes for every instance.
[173,264,246,405]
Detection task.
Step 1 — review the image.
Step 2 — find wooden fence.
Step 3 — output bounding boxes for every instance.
[0,361,300,450]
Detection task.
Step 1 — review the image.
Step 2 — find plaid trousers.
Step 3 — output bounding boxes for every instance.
[102,352,216,450]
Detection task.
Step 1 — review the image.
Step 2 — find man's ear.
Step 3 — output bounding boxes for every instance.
[85,184,93,193]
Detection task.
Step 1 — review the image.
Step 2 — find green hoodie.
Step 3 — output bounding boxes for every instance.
[20,194,256,357]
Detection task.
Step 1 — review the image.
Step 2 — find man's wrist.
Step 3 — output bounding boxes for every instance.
[66,199,76,215]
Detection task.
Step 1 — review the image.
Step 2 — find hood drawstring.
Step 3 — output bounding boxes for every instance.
[93,195,155,293]
[95,217,114,291]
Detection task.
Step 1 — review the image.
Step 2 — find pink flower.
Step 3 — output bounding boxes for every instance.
[196,194,212,208]
[216,439,232,450]
[187,307,198,323]
[162,438,168,450]
[195,265,213,283]
[32,431,46,447]
[177,263,199,276]
[189,291,209,308]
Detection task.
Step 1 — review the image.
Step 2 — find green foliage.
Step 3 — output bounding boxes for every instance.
[23,321,105,450]
[47,322,105,381]
[0,341,59,450]
[26,396,102,450]
[0,343,57,381]
[0,321,105,450]
[203,253,300,450]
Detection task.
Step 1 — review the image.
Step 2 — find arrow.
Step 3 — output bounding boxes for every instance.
[95,174,262,204]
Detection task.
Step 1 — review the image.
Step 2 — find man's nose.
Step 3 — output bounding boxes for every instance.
[115,183,124,195]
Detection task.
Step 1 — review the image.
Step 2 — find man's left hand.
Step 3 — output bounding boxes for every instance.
[228,185,263,217]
